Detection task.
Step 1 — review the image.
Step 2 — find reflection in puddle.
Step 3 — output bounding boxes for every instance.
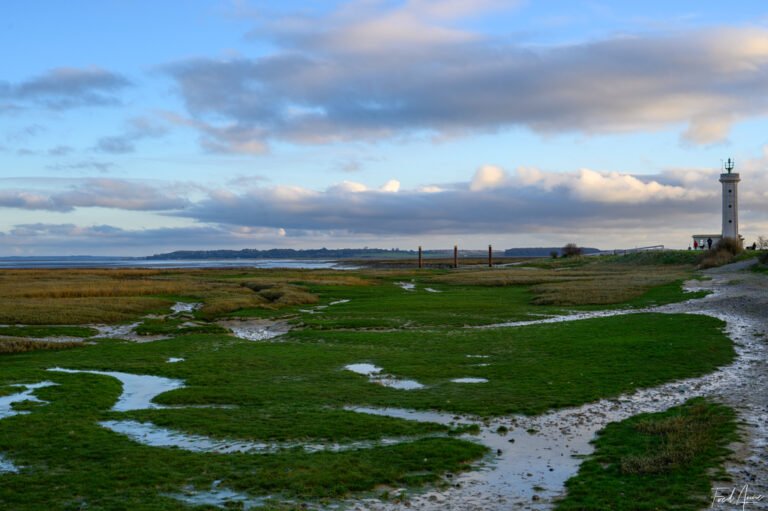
[451,378,488,384]
[219,320,291,341]
[48,368,183,412]
[0,382,56,475]
[165,480,268,510]
[424,288,442,293]
[171,302,202,315]
[345,363,425,390]
[166,357,184,363]
[100,419,443,454]
[395,282,416,291]
[0,382,56,419]
[0,453,18,474]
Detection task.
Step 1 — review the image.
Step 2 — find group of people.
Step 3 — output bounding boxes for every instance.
[692,238,714,250]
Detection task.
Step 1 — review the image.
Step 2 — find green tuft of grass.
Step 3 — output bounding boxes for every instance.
[557,399,738,511]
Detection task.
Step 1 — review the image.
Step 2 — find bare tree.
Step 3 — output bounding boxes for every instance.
[561,243,583,258]
[757,235,768,250]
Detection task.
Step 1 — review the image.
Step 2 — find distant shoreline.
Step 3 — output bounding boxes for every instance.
[0,258,354,270]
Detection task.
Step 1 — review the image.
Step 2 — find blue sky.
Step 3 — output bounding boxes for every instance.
[2,0,767,255]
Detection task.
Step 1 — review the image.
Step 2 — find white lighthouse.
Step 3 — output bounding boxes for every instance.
[719,158,740,242]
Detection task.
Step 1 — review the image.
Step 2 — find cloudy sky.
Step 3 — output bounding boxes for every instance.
[2,0,768,256]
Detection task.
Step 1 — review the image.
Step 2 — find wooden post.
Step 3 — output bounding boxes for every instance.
[488,244,493,267]
[453,245,458,269]
[418,246,423,269]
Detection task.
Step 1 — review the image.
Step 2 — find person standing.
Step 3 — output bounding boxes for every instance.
[707,237,713,250]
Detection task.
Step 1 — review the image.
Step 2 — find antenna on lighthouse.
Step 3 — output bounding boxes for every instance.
[724,157,735,174]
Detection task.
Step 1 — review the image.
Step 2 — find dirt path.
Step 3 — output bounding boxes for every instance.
[349,261,768,511]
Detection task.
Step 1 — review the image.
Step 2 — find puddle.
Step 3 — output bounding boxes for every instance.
[300,299,350,315]
[0,382,56,420]
[171,302,202,315]
[465,355,490,359]
[424,288,442,293]
[451,378,488,384]
[91,322,169,343]
[475,308,649,329]
[100,419,444,454]
[395,282,416,291]
[345,364,425,390]
[166,357,184,363]
[219,319,291,341]
[88,302,203,342]
[48,368,184,412]
[165,481,268,510]
[0,453,18,474]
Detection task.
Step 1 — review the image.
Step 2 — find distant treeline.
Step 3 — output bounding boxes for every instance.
[504,247,601,257]
[146,248,417,260]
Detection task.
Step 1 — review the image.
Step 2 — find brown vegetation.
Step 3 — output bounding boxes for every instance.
[0,337,83,354]
[620,401,728,474]
[0,269,325,324]
[430,263,693,306]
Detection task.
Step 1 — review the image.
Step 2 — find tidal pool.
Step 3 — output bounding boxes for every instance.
[345,363,425,390]
[0,382,56,419]
[0,453,18,474]
[48,368,184,412]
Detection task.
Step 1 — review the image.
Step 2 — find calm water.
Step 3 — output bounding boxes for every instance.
[0,258,355,270]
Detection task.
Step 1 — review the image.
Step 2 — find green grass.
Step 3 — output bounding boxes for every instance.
[134,318,228,336]
[297,281,567,329]
[288,313,732,416]
[556,399,738,511]
[601,250,703,266]
[0,265,738,509]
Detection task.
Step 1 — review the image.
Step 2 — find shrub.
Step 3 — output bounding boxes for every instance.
[715,237,742,256]
[561,243,582,258]
[699,250,734,269]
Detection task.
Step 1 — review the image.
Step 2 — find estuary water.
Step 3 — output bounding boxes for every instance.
[0,258,354,270]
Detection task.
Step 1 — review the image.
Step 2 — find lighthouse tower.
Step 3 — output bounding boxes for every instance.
[719,158,740,241]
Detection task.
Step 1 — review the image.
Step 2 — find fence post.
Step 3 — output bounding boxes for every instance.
[453,245,458,269]
[488,244,493,267]
[418,246,423,269]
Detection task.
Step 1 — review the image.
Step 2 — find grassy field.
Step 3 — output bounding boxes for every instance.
[0,253,738,509]
[556,399,737,511]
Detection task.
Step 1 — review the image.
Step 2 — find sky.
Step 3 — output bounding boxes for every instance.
[2,0,768,256]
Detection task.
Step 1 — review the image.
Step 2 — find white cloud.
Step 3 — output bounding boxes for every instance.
[165,10,768,152]
[470,165,507,191]
[380,179,401,192]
